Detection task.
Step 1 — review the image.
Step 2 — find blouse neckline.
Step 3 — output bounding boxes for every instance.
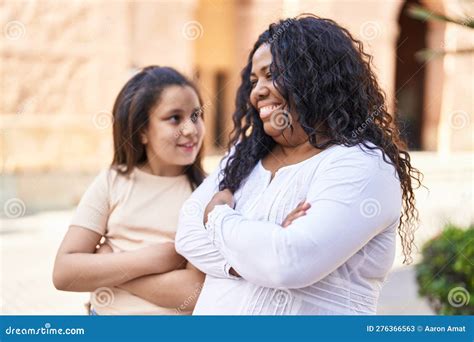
[258,144,339,176]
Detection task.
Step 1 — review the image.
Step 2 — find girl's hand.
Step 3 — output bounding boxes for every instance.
[96,242,113,254]
[139,242,186,273]
[281,201,311,228]
[97,242,185,273]
[204,189,235,225]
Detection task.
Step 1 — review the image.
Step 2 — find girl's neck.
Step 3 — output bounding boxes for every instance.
[140,161,185,177]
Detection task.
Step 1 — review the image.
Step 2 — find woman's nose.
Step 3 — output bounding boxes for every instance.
[253,80,270,100]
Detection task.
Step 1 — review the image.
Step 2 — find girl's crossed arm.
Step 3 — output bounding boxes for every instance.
[53,226,185,292]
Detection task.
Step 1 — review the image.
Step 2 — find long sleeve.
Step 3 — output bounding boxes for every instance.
[205,150,402,289]
[175,153,238,280]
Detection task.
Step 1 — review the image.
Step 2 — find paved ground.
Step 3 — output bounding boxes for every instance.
[1,210,88,315]
[378,266,434,315]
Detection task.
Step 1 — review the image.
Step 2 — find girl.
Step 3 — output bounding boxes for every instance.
[176,14,422,315]
[53,66,206,315]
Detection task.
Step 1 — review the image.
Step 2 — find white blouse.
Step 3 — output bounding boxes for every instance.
[175,143,402,315]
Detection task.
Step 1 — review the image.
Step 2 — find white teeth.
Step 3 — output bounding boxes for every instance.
[259,105,280,117]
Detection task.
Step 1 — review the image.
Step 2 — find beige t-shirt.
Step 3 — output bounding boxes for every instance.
[70,166,193,315]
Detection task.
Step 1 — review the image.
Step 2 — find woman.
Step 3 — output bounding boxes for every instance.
[175,14,421,315]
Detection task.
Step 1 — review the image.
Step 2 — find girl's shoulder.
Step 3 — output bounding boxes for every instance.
[96,165,134,190]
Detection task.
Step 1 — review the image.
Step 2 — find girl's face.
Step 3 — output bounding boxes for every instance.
[141,85,204,174]
[249,44,308,147]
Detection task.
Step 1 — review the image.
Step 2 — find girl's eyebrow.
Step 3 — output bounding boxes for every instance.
[160,108,184,117]
[165,107,201,117]
[166,108,185,114]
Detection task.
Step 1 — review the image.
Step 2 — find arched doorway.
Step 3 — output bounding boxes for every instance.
[395,0,428,150]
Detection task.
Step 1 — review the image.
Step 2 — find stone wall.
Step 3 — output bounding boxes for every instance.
[1,0,472,213]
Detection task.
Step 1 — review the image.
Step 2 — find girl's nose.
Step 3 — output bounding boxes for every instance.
[180,120,198,136]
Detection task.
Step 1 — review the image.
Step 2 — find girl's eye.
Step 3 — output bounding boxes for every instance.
[169,115,180,123]
[190,109,203,123]
[266,73,272,79]
[250,79,257,88]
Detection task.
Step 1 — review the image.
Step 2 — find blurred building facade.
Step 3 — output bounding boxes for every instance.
[1,0,473,213]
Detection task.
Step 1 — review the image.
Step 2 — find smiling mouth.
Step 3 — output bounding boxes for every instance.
[258,104,283,118]
[177,143,197,149]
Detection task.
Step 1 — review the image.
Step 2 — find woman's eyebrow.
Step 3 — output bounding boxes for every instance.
[250,65,269,77]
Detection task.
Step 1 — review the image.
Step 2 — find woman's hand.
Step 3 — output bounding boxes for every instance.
[281,201,311,228]
[204,189,235,225]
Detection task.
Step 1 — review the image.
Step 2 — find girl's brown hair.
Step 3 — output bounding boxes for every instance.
[111,66,205,189]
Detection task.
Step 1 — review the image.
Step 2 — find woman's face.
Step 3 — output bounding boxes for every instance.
[249,44,308,147]
[141,85,205,173]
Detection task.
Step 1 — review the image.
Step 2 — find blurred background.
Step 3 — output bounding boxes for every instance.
[1,0,472,315]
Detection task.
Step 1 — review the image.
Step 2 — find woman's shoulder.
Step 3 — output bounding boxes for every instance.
[315,143,398,178]
[321,142,388,162]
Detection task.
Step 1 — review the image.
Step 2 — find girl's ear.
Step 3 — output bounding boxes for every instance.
[140,131,148,144]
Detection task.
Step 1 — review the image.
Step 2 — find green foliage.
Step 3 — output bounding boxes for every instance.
[408,5,474,29]
[416,223,474,315]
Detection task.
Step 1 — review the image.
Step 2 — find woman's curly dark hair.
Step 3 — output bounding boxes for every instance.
[219,14,422,264]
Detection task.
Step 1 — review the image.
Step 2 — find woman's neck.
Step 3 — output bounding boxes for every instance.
[277,140,318,159]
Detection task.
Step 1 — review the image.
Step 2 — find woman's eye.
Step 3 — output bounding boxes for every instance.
[266,73,272,80]
[250,79,257,88]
